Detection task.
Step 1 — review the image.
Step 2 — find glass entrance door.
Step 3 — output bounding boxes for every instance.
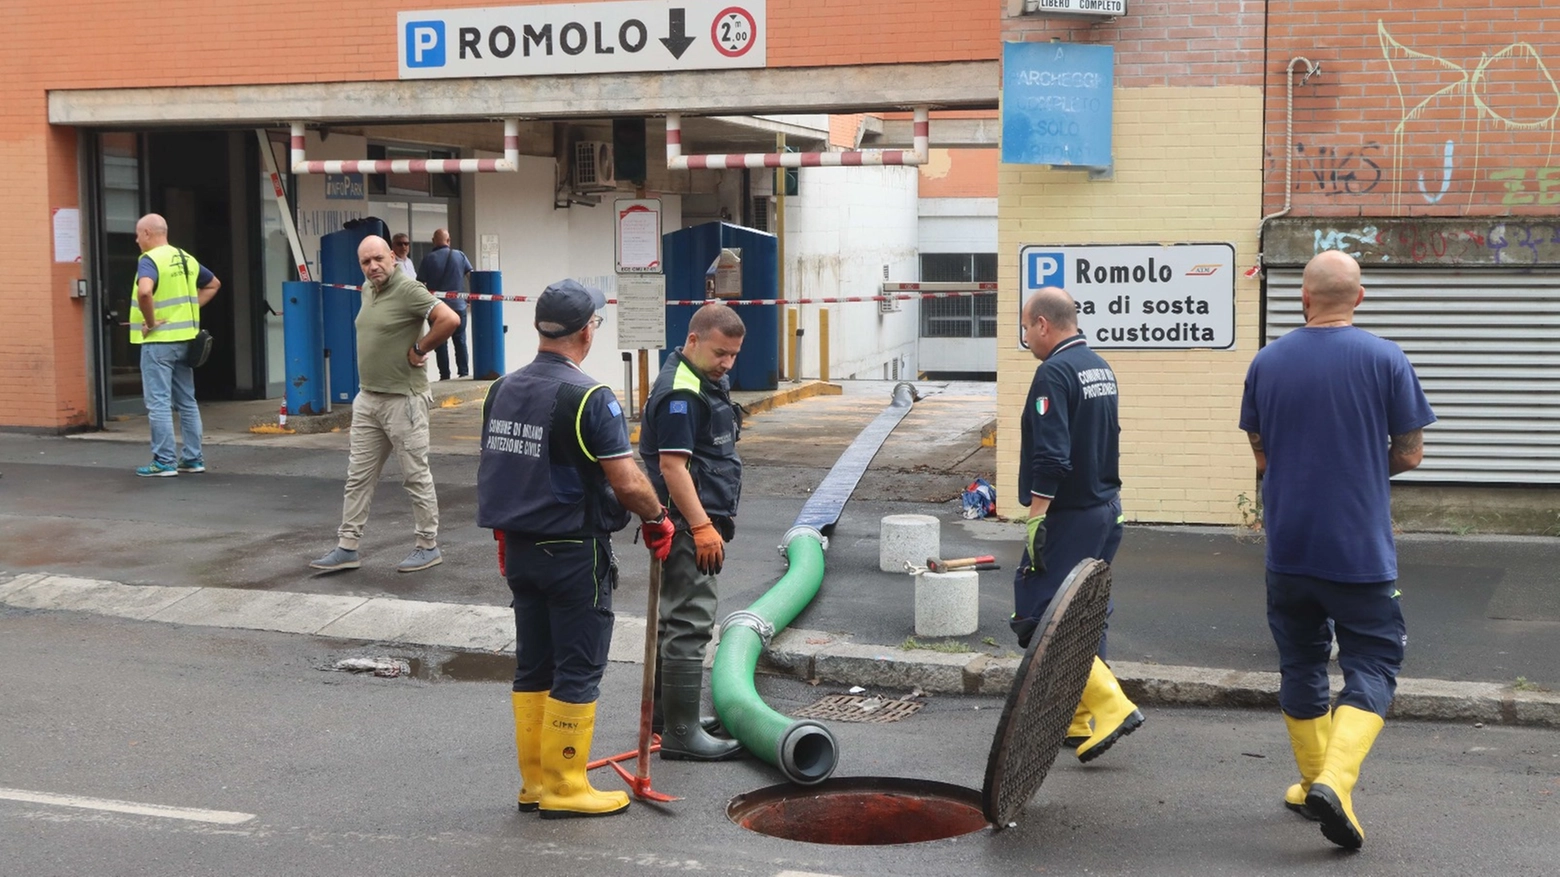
[96,132,147,416]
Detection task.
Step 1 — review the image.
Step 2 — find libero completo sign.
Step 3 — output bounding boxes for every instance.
[1018,244,1236,350]
[399,0,766,79]
[1026,0,1126,17]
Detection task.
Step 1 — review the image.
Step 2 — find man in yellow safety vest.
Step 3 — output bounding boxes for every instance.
[130,213,221,477]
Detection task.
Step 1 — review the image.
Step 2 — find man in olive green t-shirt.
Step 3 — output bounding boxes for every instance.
[310,236,462,574]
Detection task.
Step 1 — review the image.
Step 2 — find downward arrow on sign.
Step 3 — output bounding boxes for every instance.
[660,8,695,59]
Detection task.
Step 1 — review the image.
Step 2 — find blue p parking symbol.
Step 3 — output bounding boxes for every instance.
[1026,251,1065,290]
[406,21,446,68]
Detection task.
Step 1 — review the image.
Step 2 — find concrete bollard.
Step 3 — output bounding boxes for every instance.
[879,514,940,573]
[915,570,979,637]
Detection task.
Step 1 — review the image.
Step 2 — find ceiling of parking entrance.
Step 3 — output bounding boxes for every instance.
[47,62,998,129]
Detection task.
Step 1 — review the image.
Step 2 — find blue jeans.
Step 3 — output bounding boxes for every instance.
[1266,570,1405,719]
[140,341,203,466]
[434,307,469,379]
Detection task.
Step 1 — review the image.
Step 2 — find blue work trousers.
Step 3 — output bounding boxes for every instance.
[1011,497,1123,654]
[1266,569,1405,719]
[435,307,469,379]
[506,533,616,704]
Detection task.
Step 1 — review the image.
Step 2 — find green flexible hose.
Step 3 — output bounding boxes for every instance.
[710,528,837,785]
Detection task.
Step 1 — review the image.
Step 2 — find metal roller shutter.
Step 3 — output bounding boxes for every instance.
[1264,269,1560,484]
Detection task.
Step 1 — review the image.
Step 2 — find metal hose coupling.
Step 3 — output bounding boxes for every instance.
[720,610,776,647]
[778,526,826,559]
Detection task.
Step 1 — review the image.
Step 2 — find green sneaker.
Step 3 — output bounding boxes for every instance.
[177,458,206,474]
[135,461,179,477]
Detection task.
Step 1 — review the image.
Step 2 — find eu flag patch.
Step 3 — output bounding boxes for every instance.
[607,400,622,417]
[669,400,689,415]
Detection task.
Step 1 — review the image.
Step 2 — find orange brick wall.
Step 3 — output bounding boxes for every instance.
[920,148,998,199]
[3,0,997,429]
[1264,1,1560,216]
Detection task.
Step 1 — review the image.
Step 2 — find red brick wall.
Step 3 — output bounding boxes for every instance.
[1003,1,1266,88]
[1264,1,1560,216]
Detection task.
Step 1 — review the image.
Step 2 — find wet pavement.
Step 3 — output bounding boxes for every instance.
[2,378,1558,705]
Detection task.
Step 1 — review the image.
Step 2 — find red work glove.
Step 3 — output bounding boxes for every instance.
[493,530,507,576]
[690,521,725,575]
[641,507,676,563]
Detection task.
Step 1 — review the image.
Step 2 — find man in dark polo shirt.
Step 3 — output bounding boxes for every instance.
[478,279,674,819]
[416,228,473,381]
[1015,286,1143,764]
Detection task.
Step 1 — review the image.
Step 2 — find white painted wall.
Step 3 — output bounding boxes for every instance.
[783,165,920,380]
[471,151,682,395]
[918,197,997,253]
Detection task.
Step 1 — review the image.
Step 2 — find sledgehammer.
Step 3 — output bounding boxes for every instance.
[926,554,996,573]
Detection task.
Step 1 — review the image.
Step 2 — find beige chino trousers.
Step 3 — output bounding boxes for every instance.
[335,389,439,550]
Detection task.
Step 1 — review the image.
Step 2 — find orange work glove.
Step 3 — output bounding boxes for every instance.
[690,521,725,575]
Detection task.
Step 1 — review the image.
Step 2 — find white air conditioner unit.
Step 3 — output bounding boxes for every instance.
[573,141,616,190]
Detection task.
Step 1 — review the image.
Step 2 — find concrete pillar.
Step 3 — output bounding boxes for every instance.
[879,514,939,573]
[914,570,979,637]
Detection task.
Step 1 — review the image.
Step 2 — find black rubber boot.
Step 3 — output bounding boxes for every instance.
[651,653,726,736]
[658,659,743,761]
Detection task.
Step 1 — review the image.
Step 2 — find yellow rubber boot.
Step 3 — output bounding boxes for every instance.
[1075,656,1144,763]
[1305,705,1384,850]
[511,690,548,813]
[1282,712,1331,820]
[1064,704,1093,748]
[539,697,630,820]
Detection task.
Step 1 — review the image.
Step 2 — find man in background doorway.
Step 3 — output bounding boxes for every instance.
[391,233,417,281]
[416,228,473,380]
[130,213,221,477]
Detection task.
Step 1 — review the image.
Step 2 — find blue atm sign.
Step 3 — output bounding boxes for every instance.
[1001,41,1113,167]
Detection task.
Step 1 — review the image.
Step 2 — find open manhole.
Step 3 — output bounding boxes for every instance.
[792,694,924,723]
[729,777,987,845]
[728,559,1112,844]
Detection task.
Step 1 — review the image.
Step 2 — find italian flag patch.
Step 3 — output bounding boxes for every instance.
[1035,397,1050,416]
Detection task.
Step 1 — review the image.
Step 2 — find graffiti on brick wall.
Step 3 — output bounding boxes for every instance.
[1292,220,1560,266]
[1266,142,1385,197]
[1379,21,1560,210]
[1488,167,1560,207]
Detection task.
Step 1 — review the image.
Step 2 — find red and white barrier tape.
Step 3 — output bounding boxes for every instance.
[320,283,996,307]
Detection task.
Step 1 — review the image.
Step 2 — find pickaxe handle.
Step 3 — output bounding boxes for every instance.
[927,554,996,572]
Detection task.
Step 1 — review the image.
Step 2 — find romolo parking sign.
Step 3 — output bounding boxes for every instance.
[1018,244,1236,350]
[400,0,766,79]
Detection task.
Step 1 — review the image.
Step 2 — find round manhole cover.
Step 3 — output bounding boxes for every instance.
[981,558,1113,826]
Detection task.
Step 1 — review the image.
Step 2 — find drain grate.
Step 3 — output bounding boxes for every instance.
[793,694,925,724]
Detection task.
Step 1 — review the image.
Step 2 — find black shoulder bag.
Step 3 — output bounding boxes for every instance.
[174,248,214,368]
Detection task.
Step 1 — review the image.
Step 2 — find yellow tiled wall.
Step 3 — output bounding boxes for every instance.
[997,87,1264,525]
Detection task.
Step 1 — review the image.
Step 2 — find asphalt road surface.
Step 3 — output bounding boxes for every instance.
[3,610,1557,877]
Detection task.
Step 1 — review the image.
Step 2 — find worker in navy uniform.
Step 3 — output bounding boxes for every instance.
[477,279,675,820]
[1241,250,1434,850]
[1014,286,1144,763]
[638,303,748,761]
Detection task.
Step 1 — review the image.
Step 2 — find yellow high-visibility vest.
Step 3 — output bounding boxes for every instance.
[129,245,201,344]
